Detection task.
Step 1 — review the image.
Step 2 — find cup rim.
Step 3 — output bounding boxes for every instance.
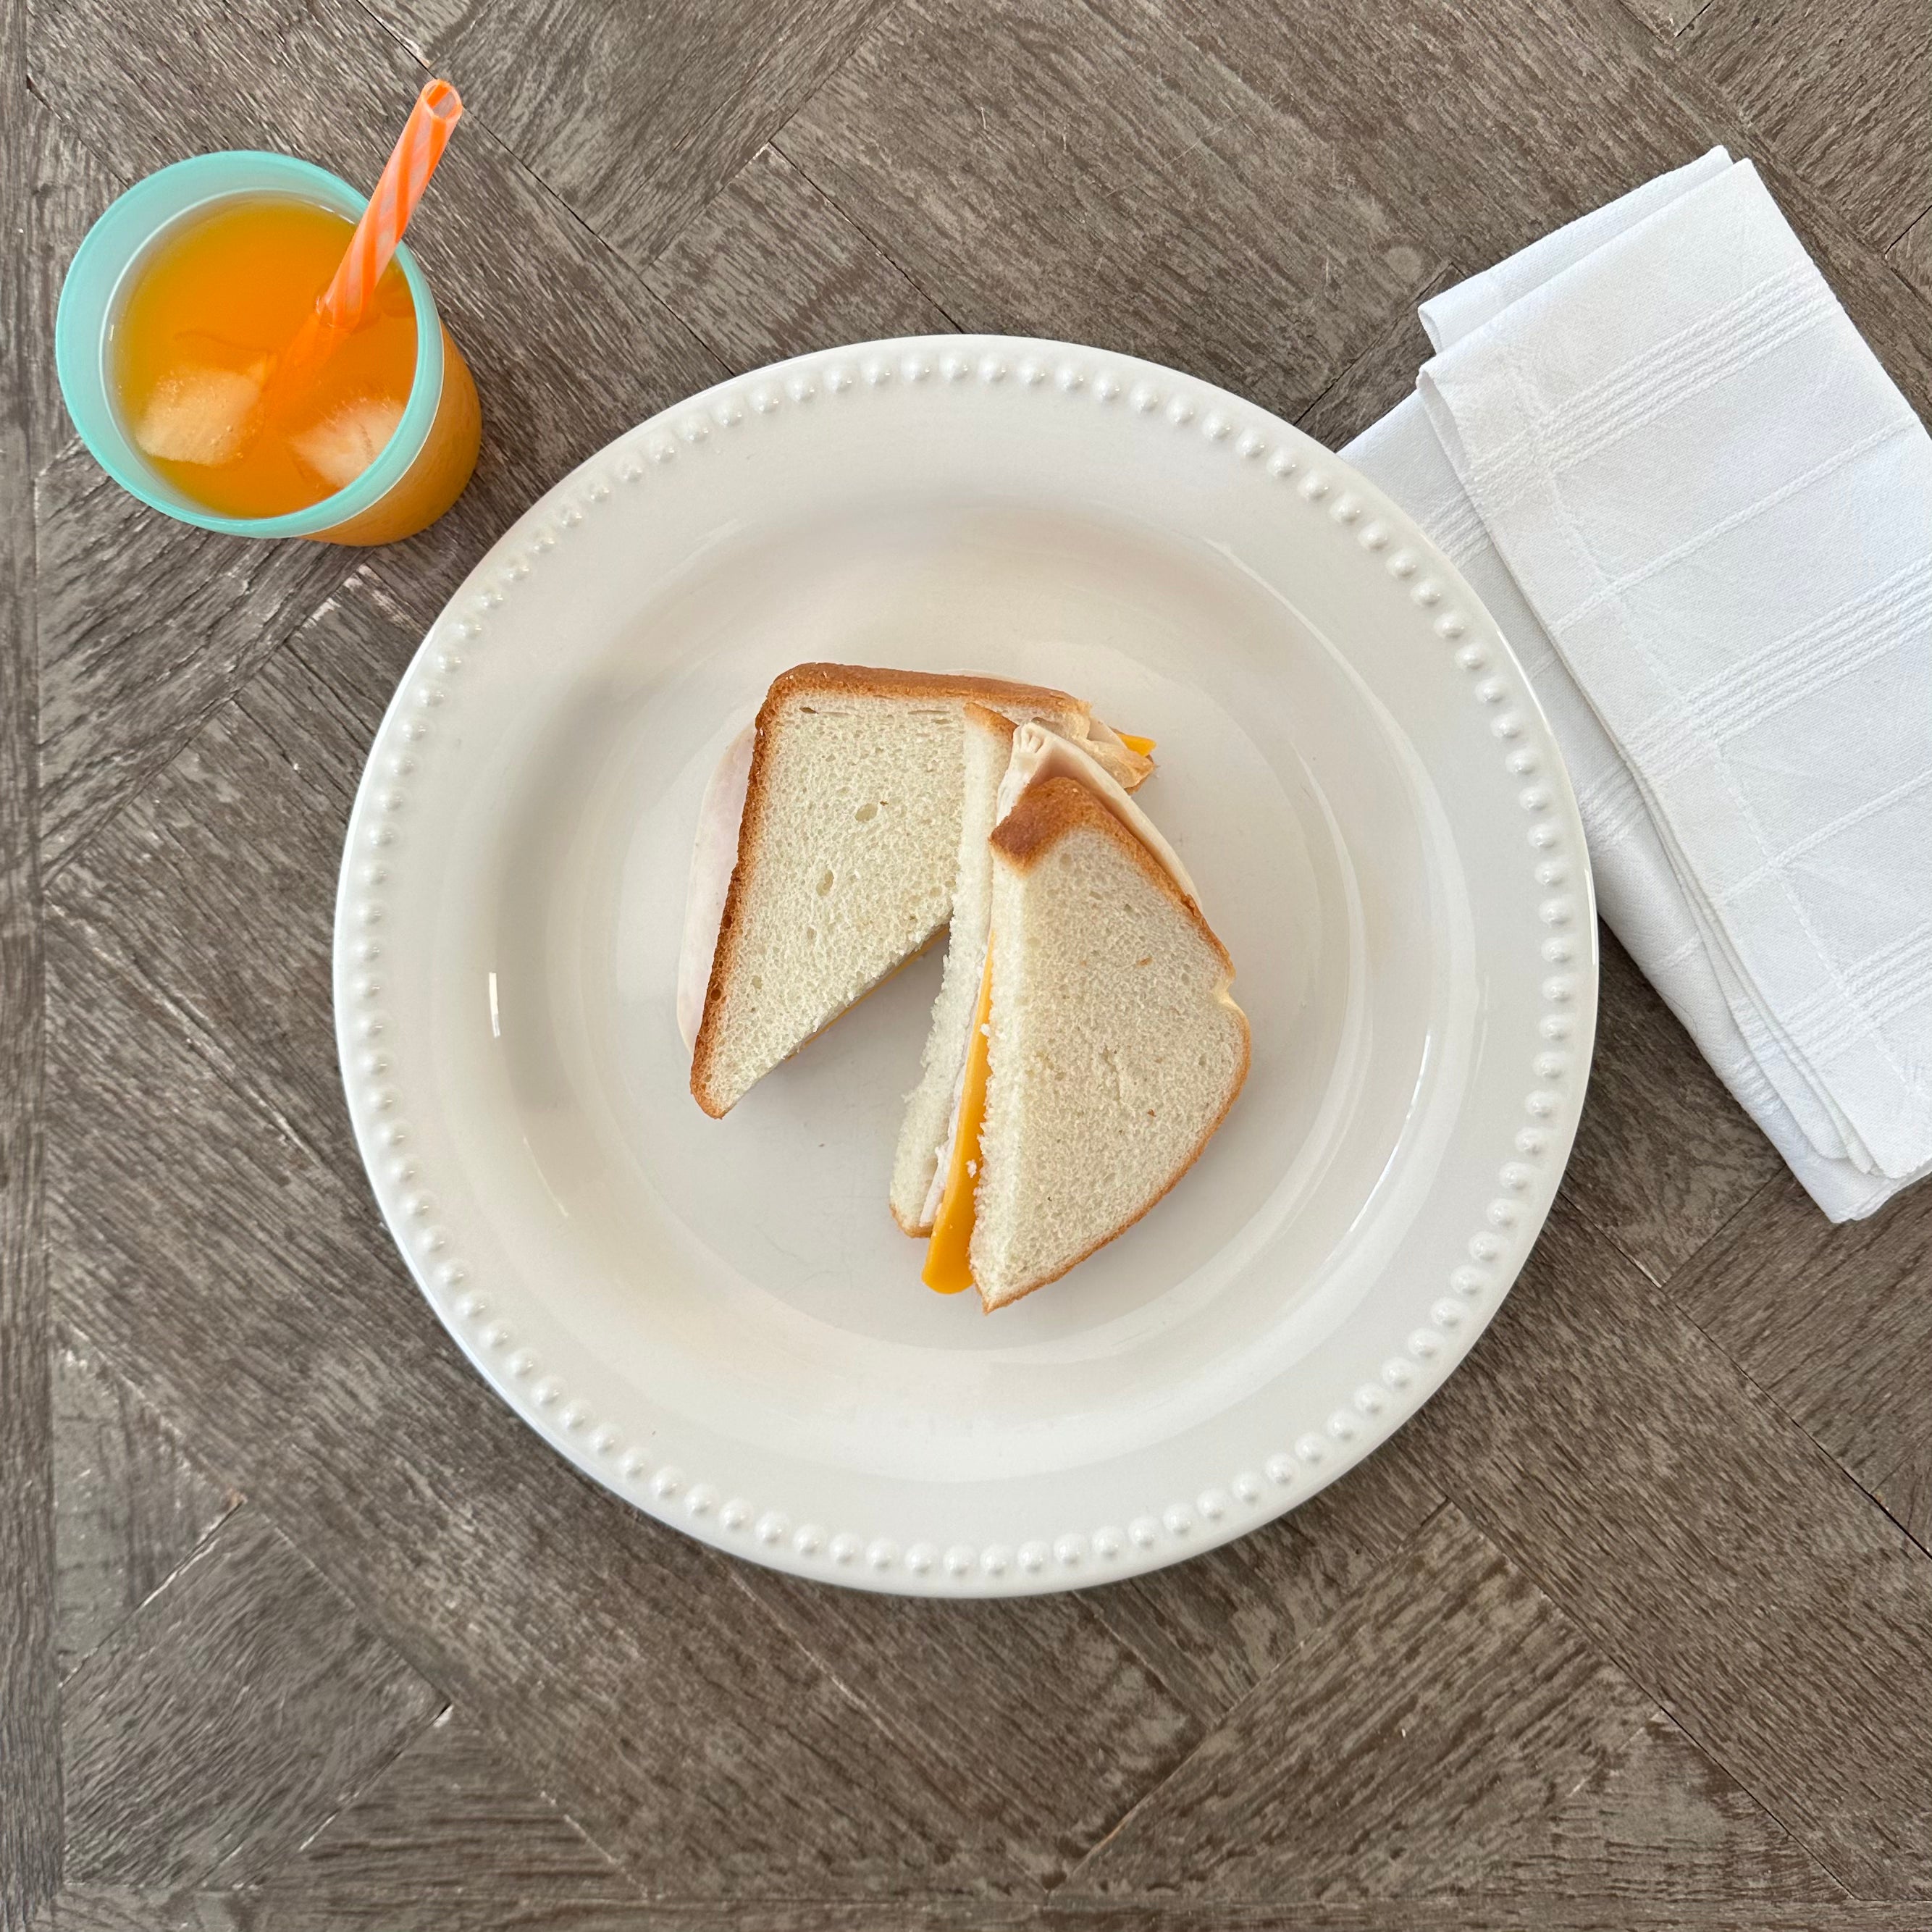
[54,150,445,539]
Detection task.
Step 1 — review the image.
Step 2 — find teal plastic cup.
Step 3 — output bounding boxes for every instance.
[55,151,476,543]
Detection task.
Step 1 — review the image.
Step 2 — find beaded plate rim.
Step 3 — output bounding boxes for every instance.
[332,333,1598,1595]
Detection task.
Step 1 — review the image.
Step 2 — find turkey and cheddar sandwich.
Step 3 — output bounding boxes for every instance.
[679,663,1247,1309]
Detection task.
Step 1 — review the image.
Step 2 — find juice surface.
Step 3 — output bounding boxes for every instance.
[113,196,419,519]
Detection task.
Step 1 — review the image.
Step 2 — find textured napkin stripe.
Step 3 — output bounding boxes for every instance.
[1581,579,1932,857]
[1720,760,1932,907]
[1469,259,1833,513]
[1424,489,1490,566]
[1545,413,1916,634]
[1610,614,1931,1174]
[1582,761,1658,851]
[1797,920,1932,1057]
[1647,782,1883,1170]
[1561,439,1931,1162]
[1617,555,1932,778]
[1587,692,1881,1167]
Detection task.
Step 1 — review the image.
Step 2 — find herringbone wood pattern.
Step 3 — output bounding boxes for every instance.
[6,0,1931,1924]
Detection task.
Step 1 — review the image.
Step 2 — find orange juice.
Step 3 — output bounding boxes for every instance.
[113,196,419,519]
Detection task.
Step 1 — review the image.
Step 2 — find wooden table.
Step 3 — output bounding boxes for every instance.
[5,0,1930,1923]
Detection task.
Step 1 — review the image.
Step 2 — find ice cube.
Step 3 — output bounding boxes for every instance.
[134,362,266,466]
[290,396,406,491]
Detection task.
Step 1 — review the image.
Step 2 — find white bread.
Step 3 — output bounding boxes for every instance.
[968,776,1250,1309]
[897,720,1191,1234]
[889,705,1015,1230]
[689,665,1147,1117]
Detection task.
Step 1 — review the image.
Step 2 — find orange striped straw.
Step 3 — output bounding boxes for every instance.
[258,79,463,424]
[319,78,463,332]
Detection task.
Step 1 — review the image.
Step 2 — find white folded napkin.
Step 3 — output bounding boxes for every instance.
[1344,150,1932,1219]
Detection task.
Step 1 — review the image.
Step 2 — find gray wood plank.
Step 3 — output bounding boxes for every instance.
[643,143,957,373]
[62,1508,443,1890]
[53,1327,240,1680]
[63,1899,1932,1932]
[1671,1172,1932,1553]
[1,1,60,1922]
[1057,1714,1839,1912]
[1421,1712,1838,1903]
[39,567,1035,1898]
[278,1908,1932,1932]
[47,566,421,1193]
[1614,0,1700,42]
[359,0,892,272]
[1098,0,1724,272]
[24,0,420,191]
[21,94,123,476]
[775,0,1437,420]
[735,1578,1198,1888]
[1089,1507,1823,1901]
[203,1707,649,1931]
[1294,265,1452,453]
[1070,1508,1703,1901]
[1891,209,1932,307]
[1085,1434,1443,1726]
[1680,0,1931,248]
[1558,930,1782,1283]
[1400,1211,1932,1899]
[19,1892,227,1932]
[33,440,353,873]
[508,1912,1924,1932]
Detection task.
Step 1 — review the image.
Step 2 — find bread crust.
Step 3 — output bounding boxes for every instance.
[978,776,1251,1310]
[960,699,1022,744]
[690,666,1083,1116]
[766,661,1090,715]
[989,777,1233,975]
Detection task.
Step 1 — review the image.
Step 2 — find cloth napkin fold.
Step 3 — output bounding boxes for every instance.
[1344,150,1932,1219]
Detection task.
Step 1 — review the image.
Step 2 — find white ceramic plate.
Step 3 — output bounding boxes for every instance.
[335,335,1596,1596]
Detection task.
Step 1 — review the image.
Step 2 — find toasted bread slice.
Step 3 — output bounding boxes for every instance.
[964,776,1249,1309]
[688,665,1149,1117]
